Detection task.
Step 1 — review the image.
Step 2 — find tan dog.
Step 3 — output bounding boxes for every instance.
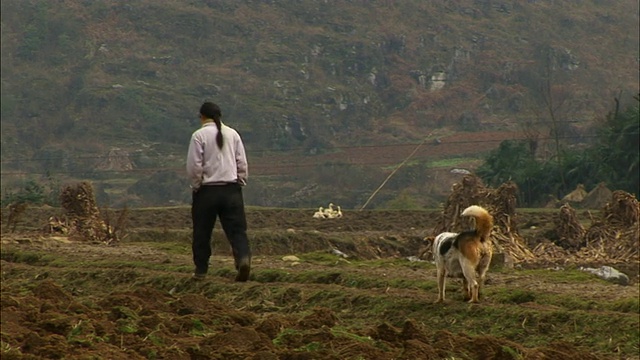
[433,205,493,303]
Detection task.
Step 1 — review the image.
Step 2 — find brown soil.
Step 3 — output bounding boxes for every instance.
[1,206,638,360]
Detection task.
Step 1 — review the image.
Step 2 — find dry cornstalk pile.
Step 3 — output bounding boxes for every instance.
[546,190,639,264]
[603,190,640,227]
[6,202,28,232]
[433,175,639,265]
[552,204,586,250]
[583,191,639,263]
[531,240,571,261]
[433,175,489,234]
[59,182,118,244]
[433,174,534,263]
[487,181,518,233]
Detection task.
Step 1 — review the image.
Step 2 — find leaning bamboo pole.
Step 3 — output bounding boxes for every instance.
[359,132,433,210]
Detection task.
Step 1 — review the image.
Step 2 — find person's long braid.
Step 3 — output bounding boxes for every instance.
[200,102,224,149]
[214,117,223,149]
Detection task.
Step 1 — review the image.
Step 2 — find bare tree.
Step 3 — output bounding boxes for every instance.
[524,46,579,190]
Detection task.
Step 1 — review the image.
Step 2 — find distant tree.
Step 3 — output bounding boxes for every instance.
[478,97,640,205]
[593,97,640,195]
[525,46,578,189]
[476,140,536,187]
[1,180,46,206]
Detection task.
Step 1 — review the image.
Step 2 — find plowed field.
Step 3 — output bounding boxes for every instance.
[1,206,638,359]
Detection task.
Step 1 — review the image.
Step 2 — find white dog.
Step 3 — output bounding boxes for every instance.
[433,205,494,303]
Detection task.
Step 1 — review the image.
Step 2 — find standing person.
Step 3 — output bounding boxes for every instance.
[186,101,251,282]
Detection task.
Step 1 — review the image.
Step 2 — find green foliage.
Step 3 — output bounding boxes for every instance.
[17,23,45,60]
[1,175,63,207]
[478,101,640,205]
[477,141,554,206]
[15,1,83,63]
[1,180,45,206]
[477,140,535,187]
[594,102,640,195]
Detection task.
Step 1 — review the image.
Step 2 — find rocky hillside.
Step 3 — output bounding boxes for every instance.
[1,0,638,208]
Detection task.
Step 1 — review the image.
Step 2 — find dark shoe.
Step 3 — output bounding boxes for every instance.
[235,257,251,282]
[191,273,206,281]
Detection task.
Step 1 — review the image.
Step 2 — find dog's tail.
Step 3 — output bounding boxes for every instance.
[461,205,493,242]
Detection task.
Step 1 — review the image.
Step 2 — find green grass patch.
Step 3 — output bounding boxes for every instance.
[356,257,433,270]
[500,345,525,360]
[272,328,301,347]
[47,258,192,274]
[125,229,191,243]
[517,268,605,284]
[491,288,537,304]
[250,269,292,283]
[140,241,191,255]
[296,341,323,352]
[609,298,640,313]
[330,327,374,343]
[189,319,214,337]
[427,157,478,168]
[299,251,348,264]
[0,250,54,266]
[116,319,138,334]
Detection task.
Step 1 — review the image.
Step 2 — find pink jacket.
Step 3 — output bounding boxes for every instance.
[186,122,248,190]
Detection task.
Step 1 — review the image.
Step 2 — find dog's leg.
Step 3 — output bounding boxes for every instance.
[436,265,446,303]
[476,252,492,300]
[477,269,488,300]
[461,259,479,303]
[462,277,471,301]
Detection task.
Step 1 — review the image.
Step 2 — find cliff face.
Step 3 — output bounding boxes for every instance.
[1,0,638,207]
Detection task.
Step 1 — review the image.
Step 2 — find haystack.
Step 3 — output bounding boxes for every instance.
[561,184,587,203]
[552,203,586,250]
[603,190,639,227]
[580,190,639,263]
[580,182,612,209]
[60,182,118,244]
[433,174,489,234]
[487,181,518,233]
[543,194,560,208]
[433,174,534,263]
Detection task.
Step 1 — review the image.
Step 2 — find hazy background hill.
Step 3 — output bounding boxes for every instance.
[1,0,638,209]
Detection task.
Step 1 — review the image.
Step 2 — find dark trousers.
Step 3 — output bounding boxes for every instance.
[191,184,250,274]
